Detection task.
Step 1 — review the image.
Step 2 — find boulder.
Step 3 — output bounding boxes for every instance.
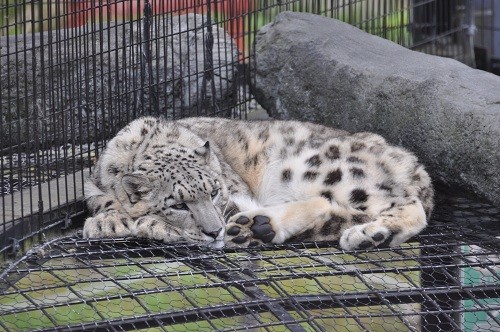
[1,13,237,151]
[252,11,500,205]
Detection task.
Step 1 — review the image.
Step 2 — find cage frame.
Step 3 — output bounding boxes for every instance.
[1,1,499,331]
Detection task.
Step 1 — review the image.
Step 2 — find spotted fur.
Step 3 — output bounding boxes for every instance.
[83,117,434,250]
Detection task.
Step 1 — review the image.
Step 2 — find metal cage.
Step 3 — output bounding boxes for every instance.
[1,188,499,331]
[0,0,483,257]
[1,1,499,331]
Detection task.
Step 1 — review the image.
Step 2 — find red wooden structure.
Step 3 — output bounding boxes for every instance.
[67,1,253,59]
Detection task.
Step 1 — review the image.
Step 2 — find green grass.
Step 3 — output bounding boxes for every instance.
[0,309,56,331]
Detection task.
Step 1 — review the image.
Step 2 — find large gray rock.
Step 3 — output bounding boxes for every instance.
[1,14,237,150]
[253,12,500,205]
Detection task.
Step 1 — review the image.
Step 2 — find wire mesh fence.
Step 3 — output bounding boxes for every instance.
[0,188,499,331]
[0,0,484,258]
[1,0,247,258]
[474,0,500,74]
[1,1,500,330]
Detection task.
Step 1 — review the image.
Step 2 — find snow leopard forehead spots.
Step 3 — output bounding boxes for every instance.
[136,148,219,201]
[169,164,219,201]
[172,174,218,201]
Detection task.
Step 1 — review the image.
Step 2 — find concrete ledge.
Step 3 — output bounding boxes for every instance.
[252,12,500,205]
[1,170,88,252]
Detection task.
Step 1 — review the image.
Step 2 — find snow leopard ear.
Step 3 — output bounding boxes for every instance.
[122,174,152,203]
[194,141,211,163]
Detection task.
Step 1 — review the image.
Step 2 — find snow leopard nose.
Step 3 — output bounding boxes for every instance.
[202,228,223,240]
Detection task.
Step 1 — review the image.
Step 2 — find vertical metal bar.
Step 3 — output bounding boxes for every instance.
[34,0,45,250]
[463,0,476,67]
[202,0,220,115]
[400,0,405,46]
[169,10,179,118]
[142,0,159,116]
[159,2,170,120]
[121,1,130,125]
[189,3,196,115]
[0,0,5,259]
[137,0,145,115]
[45,0,59,233]
[492,0,497,59]
[420,244,462,332]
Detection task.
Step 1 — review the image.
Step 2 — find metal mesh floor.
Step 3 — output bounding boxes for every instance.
[1,189,499,332]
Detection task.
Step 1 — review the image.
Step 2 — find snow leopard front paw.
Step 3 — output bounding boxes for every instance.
[339,223,393,250]
[225,214,277,247]
[83,211,134,239]
[132,215,183,242]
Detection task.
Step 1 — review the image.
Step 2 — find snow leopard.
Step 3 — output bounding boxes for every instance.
[83,116,434,250]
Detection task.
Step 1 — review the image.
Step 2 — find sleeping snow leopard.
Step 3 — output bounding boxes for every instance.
[83,116,434,250]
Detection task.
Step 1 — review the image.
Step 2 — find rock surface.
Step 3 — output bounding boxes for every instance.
[253,11,500,205]
[1,14,237,150]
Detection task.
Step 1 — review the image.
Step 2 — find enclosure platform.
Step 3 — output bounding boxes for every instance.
[0,189,499,331]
